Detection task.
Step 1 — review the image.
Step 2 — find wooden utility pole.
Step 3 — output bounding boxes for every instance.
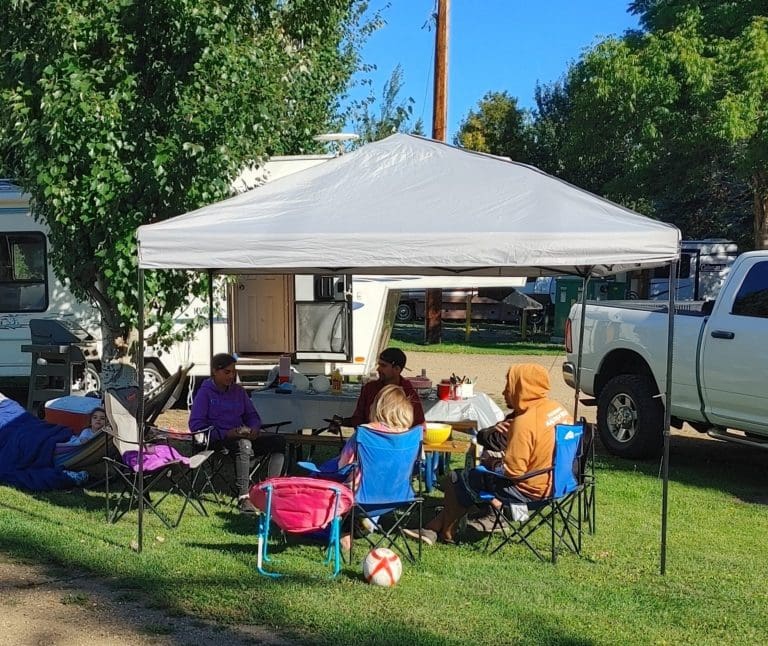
[425,0,449,345]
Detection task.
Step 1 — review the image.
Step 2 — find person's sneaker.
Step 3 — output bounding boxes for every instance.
[360,517,377,535]
[401,527,437,546]
[237,497,258,514]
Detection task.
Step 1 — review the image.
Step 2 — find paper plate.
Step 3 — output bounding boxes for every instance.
[312,375,331,393]
[292,373,310,392]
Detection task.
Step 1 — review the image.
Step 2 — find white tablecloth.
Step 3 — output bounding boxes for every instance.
[424,392,504,430]
[251,387,504,433]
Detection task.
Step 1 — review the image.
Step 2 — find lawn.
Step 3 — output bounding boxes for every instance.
[390,321,563,356]
[1,441,766,645]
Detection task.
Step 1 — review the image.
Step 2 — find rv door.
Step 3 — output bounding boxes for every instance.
[294,274,352,361]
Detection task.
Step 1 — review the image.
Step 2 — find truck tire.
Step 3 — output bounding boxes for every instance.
[597,374,664,459]
[142,362,167,394]
[83,363,101,394]
[396,302,415,323]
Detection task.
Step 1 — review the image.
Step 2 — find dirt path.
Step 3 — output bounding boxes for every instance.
[0,555,291,646]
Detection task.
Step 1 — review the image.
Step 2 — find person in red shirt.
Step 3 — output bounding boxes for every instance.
[335,348,425,430]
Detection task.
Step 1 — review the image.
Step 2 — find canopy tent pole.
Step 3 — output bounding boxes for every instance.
[207,270,214,358]
[136,267,145,553]
[572,274,590,421]
[660,259,678,575]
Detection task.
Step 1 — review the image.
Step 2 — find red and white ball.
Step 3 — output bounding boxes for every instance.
[362,548,402,587]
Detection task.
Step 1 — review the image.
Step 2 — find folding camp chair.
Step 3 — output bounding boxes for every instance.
[143,363,194,425]
[193,420,291,508]
[250,476,354,578]
[300,424,424,564]
[103,391,213,529]
[477,421,584,563]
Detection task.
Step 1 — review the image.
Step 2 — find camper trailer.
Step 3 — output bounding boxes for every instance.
[0,180,101,387]
[648,239,739,301]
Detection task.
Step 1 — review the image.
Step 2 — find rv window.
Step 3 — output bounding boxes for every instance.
[652,253,692,279]
[731,262,768,319]
[0,232,48,312]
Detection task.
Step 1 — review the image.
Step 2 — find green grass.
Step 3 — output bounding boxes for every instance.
[2,447,767,645]
[390,322,564,356]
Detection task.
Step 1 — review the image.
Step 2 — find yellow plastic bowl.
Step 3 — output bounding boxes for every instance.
[424,422,452,445]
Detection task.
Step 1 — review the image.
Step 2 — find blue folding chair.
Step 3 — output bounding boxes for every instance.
[476,422,584,563]
[301,424,424,563]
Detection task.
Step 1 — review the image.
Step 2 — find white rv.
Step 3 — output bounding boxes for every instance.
[648,239,739,301]
[0,180,101,386]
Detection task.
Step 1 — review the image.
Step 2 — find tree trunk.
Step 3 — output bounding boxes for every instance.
[754,170,768,250]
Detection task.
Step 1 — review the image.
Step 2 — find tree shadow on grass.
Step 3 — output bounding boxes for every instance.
[0,528,595,646]
[595,432,768,505]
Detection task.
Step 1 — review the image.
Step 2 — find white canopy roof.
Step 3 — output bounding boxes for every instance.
[137,134,680,276]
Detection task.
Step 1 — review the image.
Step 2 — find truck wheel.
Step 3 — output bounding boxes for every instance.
[597,374,664,459]
[396,302,415,323]
[83,363,101,394]
[142,362,167,394]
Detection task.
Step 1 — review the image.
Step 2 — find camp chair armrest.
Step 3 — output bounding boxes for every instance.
[474,464,553,487]
[103,425,170,448]
[261,420,291,433]
[185,425,215,448]
[297,461,321,473]
[298,460,355,477]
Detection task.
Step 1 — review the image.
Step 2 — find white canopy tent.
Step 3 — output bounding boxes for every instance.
[138,134,678,276]
[136,134,680,571]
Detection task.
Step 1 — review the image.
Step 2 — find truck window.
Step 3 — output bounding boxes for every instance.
[731,262,768,318]
[0,232,48,312]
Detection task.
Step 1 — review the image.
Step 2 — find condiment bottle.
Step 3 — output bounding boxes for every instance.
[330,364,343,395]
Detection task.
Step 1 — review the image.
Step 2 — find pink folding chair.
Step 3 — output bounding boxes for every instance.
[250,476,353,578]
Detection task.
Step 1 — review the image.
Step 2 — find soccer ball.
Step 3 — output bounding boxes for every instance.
[362,548,402,587]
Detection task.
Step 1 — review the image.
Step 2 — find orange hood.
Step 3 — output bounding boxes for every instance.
[505,363,550,413]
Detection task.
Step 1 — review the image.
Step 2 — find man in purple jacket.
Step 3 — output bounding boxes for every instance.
[189,353,286,513]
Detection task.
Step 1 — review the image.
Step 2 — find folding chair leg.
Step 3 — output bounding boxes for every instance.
[256,490,281,579]
[174,468,210,527]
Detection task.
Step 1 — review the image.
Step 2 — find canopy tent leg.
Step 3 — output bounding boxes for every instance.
[572,275,590,421]
[660,259,677,575]
[136,267,145,553]
[207,269,214,359]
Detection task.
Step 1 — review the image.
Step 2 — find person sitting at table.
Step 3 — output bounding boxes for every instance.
[189,353,287,514]
[337,384,416,552]
[403,363,571,545]
[331,348,425,432]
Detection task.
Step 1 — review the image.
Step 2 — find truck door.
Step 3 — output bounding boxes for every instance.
[700,258,768,432]
[294,274,352,362]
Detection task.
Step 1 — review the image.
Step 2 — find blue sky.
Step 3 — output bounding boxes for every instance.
[346,1,640,140]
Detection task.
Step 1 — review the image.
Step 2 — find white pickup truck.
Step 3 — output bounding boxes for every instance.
[562,251,768,458]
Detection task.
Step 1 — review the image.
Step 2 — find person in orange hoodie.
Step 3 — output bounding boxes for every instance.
[404,363,571,545]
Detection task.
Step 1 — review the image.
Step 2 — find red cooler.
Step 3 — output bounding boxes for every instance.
[44,396,103,433]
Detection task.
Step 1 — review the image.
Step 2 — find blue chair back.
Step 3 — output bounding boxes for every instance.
[551,423,583,498]
[354,424,423,507]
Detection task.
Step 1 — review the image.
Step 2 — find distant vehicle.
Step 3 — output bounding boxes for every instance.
[395,286,531,324]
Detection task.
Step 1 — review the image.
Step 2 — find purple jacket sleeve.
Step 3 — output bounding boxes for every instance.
[188,388,210,434]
